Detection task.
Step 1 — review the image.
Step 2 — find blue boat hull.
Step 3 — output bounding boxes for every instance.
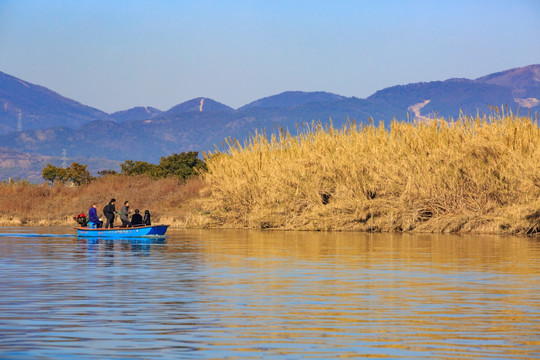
[76,225,169,237]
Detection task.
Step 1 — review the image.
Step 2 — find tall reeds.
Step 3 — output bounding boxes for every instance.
[198,113,540,234]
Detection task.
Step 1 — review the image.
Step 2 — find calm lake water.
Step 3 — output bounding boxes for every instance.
[0,227,539,359]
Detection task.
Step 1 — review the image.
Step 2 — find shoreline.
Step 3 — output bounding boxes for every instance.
[0,216,537,237]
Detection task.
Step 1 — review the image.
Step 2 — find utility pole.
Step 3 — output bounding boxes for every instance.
[62,149,67,168]
[17,110,22,132]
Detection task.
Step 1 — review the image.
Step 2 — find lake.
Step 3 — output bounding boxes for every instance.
[0,228,539,359]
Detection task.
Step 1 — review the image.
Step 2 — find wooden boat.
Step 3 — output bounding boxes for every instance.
[76,224,169,237]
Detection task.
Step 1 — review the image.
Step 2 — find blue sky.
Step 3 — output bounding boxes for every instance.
[0,0,539,113]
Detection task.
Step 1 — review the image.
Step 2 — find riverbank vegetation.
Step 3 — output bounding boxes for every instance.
[195,112,540,235]
[1,113,539,235]
[0,151,206,227]
[0,175,204,227]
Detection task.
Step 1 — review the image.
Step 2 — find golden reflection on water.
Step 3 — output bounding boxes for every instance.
[177,230,540,358]
[0,228,538,358]
[196,230,537,272]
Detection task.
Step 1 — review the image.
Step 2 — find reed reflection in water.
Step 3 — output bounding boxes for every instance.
[0,228,538,359]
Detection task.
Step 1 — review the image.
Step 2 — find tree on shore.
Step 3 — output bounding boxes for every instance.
[41,151,206,185]
[42,162,94,186]
[155,151,206,180]
[42,164,67,186]
[120,151,206,181]
[66,162,93,185]
[120,160,157,176]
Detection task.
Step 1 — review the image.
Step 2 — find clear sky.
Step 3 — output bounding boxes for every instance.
[0,0,539,113]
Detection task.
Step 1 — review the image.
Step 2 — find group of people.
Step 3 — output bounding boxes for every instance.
[84,198,151,228]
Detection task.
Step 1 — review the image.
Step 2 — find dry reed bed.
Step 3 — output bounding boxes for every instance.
[196,114,540,234]
[0,175,205,227]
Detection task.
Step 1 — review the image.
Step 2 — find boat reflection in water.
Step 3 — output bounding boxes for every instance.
[76,236,167,258]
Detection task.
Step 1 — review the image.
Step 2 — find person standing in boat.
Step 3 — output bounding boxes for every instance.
[103,198,116,228]
[88,203,103,228]
[120,200,132,227]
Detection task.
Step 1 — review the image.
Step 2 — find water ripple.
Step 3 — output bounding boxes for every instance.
[0,229,539,359]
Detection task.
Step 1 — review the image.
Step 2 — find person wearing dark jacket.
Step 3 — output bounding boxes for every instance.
[131,209,143,226]
[103,198,116,228]
[143,210,151,226]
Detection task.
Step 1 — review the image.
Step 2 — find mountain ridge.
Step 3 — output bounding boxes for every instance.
[110,106,162,122]
[239,91,346,110]
[165,97,234,116]
[2,64,538,133]
[0,71,110,134]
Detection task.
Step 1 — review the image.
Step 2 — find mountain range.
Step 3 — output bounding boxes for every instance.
[1,64,539,182]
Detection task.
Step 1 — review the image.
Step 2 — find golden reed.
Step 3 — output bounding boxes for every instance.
[196,112,540,234]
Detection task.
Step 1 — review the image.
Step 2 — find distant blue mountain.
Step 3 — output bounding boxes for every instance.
[367,79,516,119]
[0,71,109,135]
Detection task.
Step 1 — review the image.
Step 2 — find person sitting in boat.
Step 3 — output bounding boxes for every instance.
[88,203,103,228]
[131,209,144,226]
[143,210,151,225]
[120,200,132,227]
[74,213,87,227]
